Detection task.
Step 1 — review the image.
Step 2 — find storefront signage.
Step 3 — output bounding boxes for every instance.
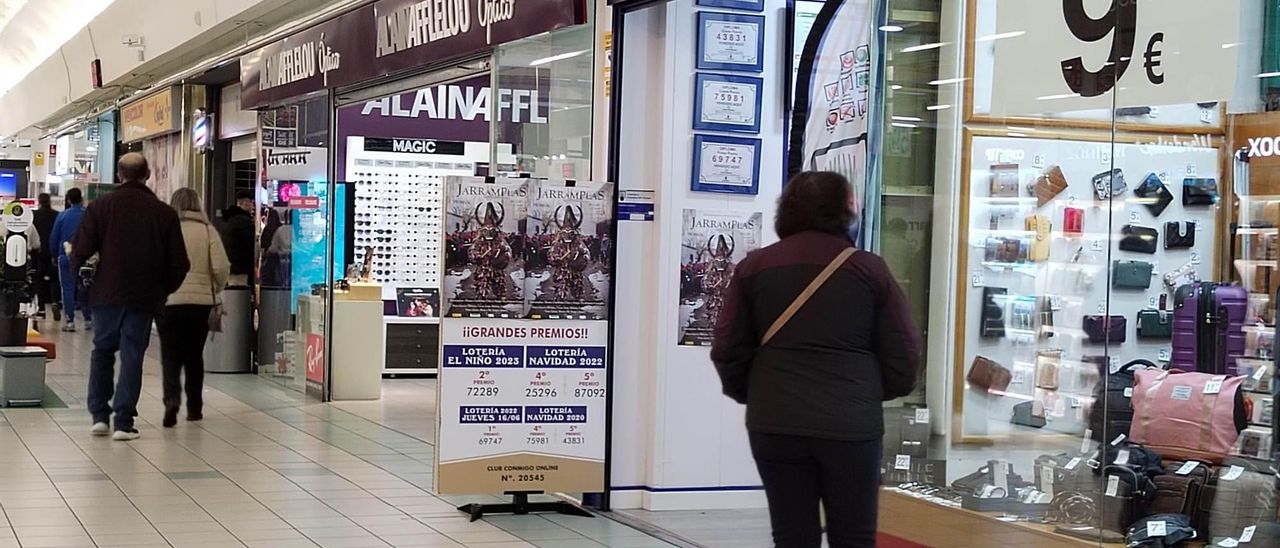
[120,87,180,142]
[1232,112,1280,195]
[363,137,466,155]
[990,0,1239,116]
[240,0,586,109]
[264,146,328,182]
[305,333,325,394]
[289,196,321,209]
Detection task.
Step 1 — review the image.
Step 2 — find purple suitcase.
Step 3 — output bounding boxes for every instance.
[1171,282,1246,375]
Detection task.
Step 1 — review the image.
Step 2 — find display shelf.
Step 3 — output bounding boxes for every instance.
[385,316,440,325]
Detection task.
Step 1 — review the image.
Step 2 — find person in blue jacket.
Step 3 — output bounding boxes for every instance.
[50,188,90,331]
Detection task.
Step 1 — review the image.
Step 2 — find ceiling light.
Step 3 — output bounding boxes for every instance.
[1037,92,1081,101]
[893,115,922,122]
[892,122,917,128]
[529,49,589,66]
[926,104,952,111]
[880,25,904,32]
[929,77,966,86]
[1257,72,1280,78]
[891,85,903,90]
[902,42,947,53]
[977,31,1026,42]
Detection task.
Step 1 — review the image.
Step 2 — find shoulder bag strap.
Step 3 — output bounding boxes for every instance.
[761,247,856,346]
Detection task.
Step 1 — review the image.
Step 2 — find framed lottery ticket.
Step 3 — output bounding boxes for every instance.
[695,0,765,11]
[692,73,763,134]
[696,11,766,73]
[691,134,761,195]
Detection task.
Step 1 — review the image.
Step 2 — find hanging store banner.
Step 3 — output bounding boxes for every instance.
[525,181,615,321]
[677,209,762,346]
[788,0,876,245]
[239,0,587,109]
[436,318,607,494]
[120,87,180,143]
[990,0,1239,116]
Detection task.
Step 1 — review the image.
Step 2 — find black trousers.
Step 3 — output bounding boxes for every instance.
[157,305,212,414]
[749,431,882,548]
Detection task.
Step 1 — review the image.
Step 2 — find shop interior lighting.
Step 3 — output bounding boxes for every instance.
[891,122,917,129]
[879,25,904,32]
[892,115,922,122]
[902,42,947,53]
[528,49,589,67]
[1037,92,1081,101]
[976,31,1025,42]
[1256,72,1280,78]
[891,84,903,90]
[926,104,952,111]
[929,77,966,86]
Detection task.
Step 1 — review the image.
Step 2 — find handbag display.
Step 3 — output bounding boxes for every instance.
[1092,168,1127,201]
[1034,350,1060,390]
[980,287,1007,338]
[1162,460,1214,534]
[1025,214,1050,261]
[1136,309,1172,339]
[1129,369,1248,463]
[1163,221,1195,249]
[1063,207,1084,236]
[1112,260,1154,289]
[967,356,1012,394]
[1182,178,1219,206]
[1033,165,1069,207]
[1208,459,1278,540]
[1133,172,1175,217]
[1119,224,1159,254]
[990,163,1020,197]
[1083,314,1127,344]
[1126,513,1197,547]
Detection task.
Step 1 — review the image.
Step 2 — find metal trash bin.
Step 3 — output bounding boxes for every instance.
[204,287,253,373]
[0,346,47,407]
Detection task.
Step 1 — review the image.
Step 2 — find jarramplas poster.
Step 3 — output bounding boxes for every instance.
[525,181,616,320]
[444,177,531,318]
[678,209,762,346]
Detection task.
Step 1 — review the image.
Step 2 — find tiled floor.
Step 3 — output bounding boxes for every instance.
[0,325,674,548]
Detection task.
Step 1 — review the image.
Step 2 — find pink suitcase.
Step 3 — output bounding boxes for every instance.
[1129,369,1245,464]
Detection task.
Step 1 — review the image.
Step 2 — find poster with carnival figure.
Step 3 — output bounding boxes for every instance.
[678,209,762,346]
[525,181,615,320]
[443,177,530,318]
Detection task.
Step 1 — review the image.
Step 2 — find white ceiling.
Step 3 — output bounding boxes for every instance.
[0,0,116,97]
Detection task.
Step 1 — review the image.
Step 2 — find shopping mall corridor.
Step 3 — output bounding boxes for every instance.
[0,326,675,548]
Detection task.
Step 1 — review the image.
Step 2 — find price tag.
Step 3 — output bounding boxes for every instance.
[994,461,1009,491]
[1219,538,1240,547]
[1065,457,1082,470]
[1129,209,1140,222]
[894,455,911,471]
[1097,302,1107,314]
[1124,387,1134,398]
[1040,465,1054,490]
[1150,107,1161,118]
[1176,461,1199,475]
[1222,465,1244,481]
[1087,451,1101,469]
[1204,376,1225,395]
[1109,357,1121,374]
[1081,429,1093,453]
[1191,250,1201,265]
[1201,108,1214,124]
[1068,194,1078,206]
[1241,525,1256,543]
[1105,475,1120,497]
[1101,151,1111,165]
[1012,370,1026,384]
[1158,348,1171,362]
[1035,492,1053,504]
[1253,365,1268,381]
[1148,295,1158,307]
[915,408,931,423]
[1033,154,1046,169]
[1092,238,1105,251]
[1159,171,1169,183]
[1111,433,1126,446]
[1187,164,1198,177]
[1115,449,1131,465]
[971,272,985,287]
[1147,521,1168,537]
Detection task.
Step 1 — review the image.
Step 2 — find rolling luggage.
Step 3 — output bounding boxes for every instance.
[1171,282,1246,375]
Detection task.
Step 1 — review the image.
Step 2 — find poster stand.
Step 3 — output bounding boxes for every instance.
[457,491,594,522]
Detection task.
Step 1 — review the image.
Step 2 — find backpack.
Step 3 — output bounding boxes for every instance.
[1087,359,1159,444]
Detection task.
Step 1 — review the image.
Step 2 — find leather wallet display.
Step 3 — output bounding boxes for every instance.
[1091,168,1126,201]
[1035,350,1061,390]
[1164,221,1195,249]
[1011,401,1047,428]
[1112,260,1153,289]
[967,356,1012,394]
[1033,165,1068,207]
[1025,214,1050,261]
[990,163,1020,197]
[1133,172,1174,217]
[984,237,1024,264]
[1182,178,1219,205]
[1083,315,1127,343]
[1118,224,1159,254]
[980,287,1007,338]
[1063,207,1083,236]
[1136,308,1172,339]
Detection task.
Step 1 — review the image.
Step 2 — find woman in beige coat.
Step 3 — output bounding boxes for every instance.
[159,188,230,427]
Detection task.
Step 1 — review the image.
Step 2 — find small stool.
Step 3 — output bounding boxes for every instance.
[0,346,48,407]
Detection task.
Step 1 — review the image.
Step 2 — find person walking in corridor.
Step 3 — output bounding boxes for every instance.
[50,188,88,331]
[158,188,229,427]
[710,171,922,548]
[33,193,59,320]
[72,153,190,441]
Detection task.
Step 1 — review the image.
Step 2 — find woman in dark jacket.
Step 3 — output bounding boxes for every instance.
[711,171,922,548]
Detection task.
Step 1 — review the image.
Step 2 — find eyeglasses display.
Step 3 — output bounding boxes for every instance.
[346,153,476,291]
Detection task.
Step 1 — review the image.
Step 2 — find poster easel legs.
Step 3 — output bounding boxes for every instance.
[457,492,594,522]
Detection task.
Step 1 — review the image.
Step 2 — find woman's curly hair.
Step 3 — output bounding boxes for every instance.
[774,171,854,239]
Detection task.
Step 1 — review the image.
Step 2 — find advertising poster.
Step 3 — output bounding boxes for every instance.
[678,209,763,346]
[396,288,440,318]
[304,333,324,398]
[444,177,530,318]
[525,181,616,320]
[436,318,607,494]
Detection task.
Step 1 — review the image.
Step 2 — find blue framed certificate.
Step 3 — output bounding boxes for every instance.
[693,73,763,134]
[695,0,765,12]
[692,135,761,195]
[696,12,765,73]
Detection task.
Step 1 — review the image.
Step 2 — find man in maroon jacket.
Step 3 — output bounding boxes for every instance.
[71,153,190,441]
